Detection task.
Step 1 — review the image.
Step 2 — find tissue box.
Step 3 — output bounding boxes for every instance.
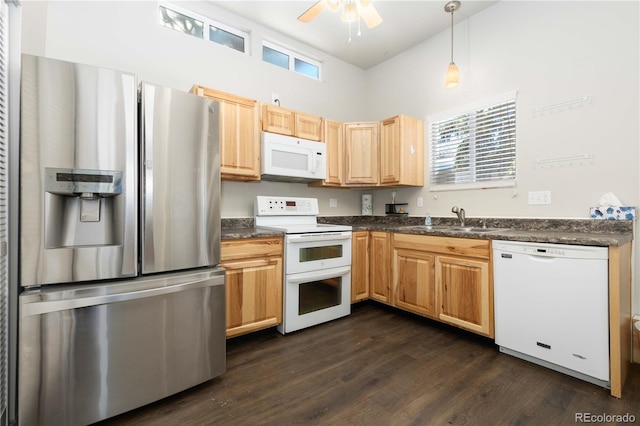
[590,206,636,220]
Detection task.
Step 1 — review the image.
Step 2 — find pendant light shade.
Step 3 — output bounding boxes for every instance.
[444,1,461,88]
[446,62,460,88]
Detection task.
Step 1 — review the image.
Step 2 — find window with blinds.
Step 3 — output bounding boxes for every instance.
[428,91,517,191]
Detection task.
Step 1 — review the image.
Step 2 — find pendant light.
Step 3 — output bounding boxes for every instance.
[444,1,461,88]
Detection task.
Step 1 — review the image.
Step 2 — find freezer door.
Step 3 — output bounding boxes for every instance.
[20,54,138,286]
[140,82,221,274]
[18,269,226,426]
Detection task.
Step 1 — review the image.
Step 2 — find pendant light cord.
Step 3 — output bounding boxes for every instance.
[450,10,454,63]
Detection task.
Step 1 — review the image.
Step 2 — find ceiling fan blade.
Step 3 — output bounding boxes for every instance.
[298,1,327,23]
[360,3,382,29]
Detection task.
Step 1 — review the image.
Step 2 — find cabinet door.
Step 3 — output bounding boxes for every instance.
[191,86,260,181]
[393,247,436,317]
[379,115,424,187]
[370,231,391,303]
[343,122,379,185]
[295,112,323,141]
[223,256,283,338]
[262,104,295,136]
[323,119,343,185]
[351,231,370,303]
[380,116,400,185]
[436,255,492,337]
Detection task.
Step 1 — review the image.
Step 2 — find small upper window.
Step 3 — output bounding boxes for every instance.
[428,91,517,191]
[262,40,321,80]
[158,3,248,54]
[210,26,245,52]
[159,5,204,38]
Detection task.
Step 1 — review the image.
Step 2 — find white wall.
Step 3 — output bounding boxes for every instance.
[366,1,639,219]
[364,0,640,311]
[21,1,640,309]
[20,0,369,217]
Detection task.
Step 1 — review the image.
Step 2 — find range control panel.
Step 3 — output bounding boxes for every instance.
[255,196,319,216]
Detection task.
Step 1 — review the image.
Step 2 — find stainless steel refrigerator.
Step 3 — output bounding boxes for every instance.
[17,54,225,426]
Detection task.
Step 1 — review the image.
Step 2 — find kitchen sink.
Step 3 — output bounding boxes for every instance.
[407,225,506,233]
[448,226,505,233]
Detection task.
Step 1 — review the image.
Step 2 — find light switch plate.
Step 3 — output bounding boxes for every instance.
[416,197,423,208]
[329,198,337,208]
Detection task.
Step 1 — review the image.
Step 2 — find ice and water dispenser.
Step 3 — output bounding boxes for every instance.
[44,168,124,248]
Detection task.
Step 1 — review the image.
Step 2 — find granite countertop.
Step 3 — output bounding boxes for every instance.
[222,216,634,247]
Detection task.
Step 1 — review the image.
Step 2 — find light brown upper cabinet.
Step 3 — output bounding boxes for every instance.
[343,121,379,186]
[309,119,343,188]
[261,104,323,141]
[191,85,260,181]
[342,115,424,188]
[379,115,424,187]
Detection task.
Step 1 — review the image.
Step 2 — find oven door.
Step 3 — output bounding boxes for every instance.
[285,231,352,275]
[279,265,351,334]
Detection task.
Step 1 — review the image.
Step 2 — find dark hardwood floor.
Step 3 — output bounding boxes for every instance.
[98,303,640,425]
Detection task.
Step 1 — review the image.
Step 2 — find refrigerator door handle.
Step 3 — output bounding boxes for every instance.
[21,274,225,317]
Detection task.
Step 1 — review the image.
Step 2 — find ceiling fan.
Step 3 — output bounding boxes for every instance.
[298,0,383,29]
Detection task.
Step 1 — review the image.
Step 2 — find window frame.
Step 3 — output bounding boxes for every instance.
[262,40,322,81]
[158,2,250,55]
[428,91,518,192]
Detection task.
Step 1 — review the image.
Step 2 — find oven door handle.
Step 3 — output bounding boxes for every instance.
[287,266,351,284]
[286,232,351,243]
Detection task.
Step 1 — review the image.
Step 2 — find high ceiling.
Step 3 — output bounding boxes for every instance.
[209,1,498,70]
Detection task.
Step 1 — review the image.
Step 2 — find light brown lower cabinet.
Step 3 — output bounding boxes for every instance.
[221,237,283,338]
[351,231,391,303]
[390,232,493,338]
[369,231,391,303]
[351,231,370,302]
[436,255,491,336]
[393,247,436,317]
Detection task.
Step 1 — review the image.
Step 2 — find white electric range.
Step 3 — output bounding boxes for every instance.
[255,196,352,334]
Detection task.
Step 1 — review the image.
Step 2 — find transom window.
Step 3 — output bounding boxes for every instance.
[428,91,517,191]
[158,3,248,54]
[262,40,321,81]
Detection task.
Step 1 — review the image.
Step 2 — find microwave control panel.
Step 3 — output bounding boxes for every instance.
[255,196,319,216]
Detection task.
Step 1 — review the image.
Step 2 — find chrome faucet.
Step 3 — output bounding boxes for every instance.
[451,206,465,227]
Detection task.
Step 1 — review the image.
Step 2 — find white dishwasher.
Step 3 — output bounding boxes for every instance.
[493,240,609,388]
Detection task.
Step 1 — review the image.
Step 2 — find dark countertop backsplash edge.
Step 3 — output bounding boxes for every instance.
[223,216,633,234]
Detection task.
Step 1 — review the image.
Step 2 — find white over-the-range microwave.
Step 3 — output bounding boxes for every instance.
[261,132,327,182]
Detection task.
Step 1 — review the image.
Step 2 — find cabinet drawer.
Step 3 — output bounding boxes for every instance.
[221,237,283,261]
[392,233,490,259]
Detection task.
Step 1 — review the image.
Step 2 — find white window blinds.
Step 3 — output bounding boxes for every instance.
[428,91,517,191]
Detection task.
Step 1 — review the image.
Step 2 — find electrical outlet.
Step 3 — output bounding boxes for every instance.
[528,191,551,205]
[271,93,280,105]
[416,197,423,208]
[329,198,338,208]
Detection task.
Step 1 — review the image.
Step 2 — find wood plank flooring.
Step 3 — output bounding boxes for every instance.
[98,303,640,425]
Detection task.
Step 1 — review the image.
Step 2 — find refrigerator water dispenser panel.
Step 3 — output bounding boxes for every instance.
[44,168,125,248]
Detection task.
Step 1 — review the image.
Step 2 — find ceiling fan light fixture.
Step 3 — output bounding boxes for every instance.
[444,1,461,89]
[326,0,341,12]
[342,1,358,23]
